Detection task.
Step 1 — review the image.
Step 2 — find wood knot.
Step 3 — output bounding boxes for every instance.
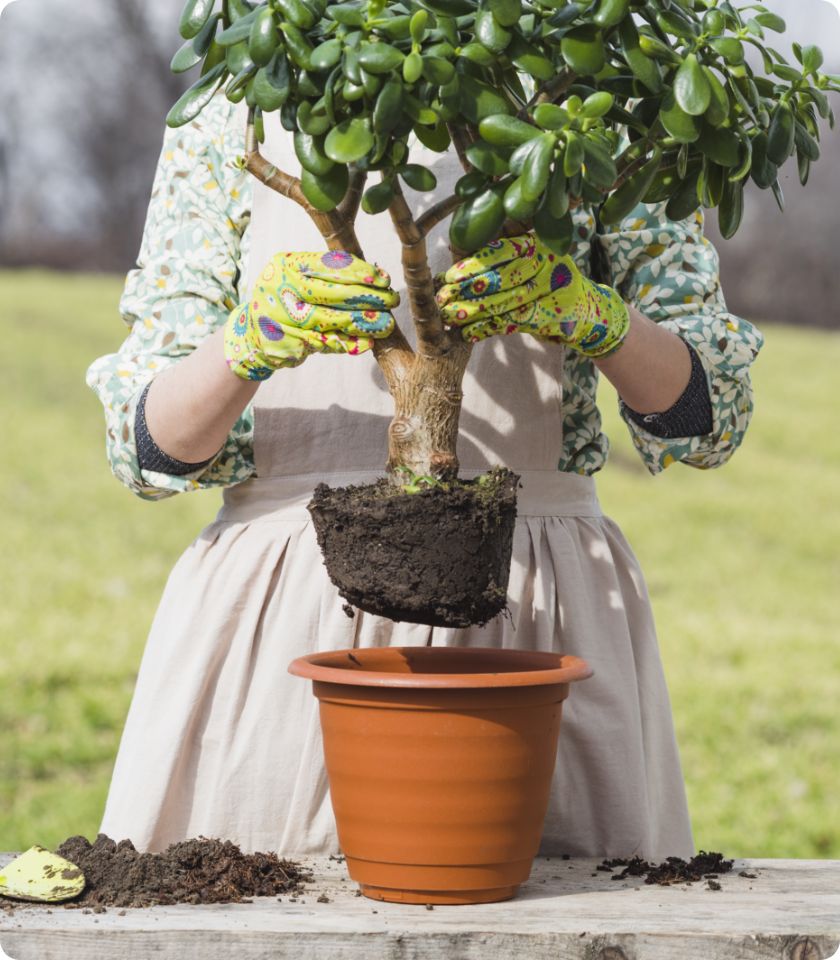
[389,417,415,440]
[789,938,822,960]
[598,948,628,960]
[429,453,457,474]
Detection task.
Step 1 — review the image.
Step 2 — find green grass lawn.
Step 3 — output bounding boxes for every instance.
[1,268,838,858]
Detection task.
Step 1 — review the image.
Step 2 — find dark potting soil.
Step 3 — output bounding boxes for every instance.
[48,834,312,909]
[307,467,519,628]
[598,850,735,886]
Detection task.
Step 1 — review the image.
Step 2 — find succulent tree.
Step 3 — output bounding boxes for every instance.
[168,0,839,485]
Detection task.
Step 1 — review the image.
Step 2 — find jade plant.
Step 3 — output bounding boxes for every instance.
[167,0,837,484]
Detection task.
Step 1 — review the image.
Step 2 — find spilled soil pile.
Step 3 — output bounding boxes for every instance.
[54,833,312,908]
[598,850,735,886]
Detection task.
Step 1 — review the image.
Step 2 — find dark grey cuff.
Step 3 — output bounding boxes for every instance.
[621,341,714,439]
[135,381,219,476]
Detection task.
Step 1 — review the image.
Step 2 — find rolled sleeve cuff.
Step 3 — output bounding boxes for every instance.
[620,313,763,475]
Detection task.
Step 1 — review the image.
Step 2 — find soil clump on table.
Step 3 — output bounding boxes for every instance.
[308,467,519,628]
[46,833,313,909]
[598,850,735,885]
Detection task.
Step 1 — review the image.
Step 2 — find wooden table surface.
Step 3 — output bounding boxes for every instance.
[1,853,839,959]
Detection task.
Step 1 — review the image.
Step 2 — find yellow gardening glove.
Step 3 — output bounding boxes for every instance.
[224,249,399,380]
[434,233,630,359]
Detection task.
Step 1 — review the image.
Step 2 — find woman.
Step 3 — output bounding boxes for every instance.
[86,89,763,859]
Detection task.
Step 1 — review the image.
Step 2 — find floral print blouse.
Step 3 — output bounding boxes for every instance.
[86,91,764,501]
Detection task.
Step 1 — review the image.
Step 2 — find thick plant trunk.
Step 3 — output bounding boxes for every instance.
[386,336,472,480]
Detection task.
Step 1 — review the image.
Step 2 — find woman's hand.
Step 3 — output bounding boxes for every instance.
[434,233,630,359]
[224,250,399,381]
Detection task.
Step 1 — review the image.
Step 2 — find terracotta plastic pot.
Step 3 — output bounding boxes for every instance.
[288,645,592,904]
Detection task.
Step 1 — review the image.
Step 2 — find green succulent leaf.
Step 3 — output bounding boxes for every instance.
[618,19,662,94]
[359,41,405,73]
[709,36,745,64]
[581,91,614,119]
[248,8,279,67]
[325,118,375,162]
[533,206,574,255]
[459,76,514,124]
[703,67,730,127]
[171,13,221,73]
[409,9,429,43]
[361,179,395,213]
[276,0,316,29]
[294,131,335,175]
[675,54,712,116]
[695,123,741,167]
[465,140,512,176]
[718,177,744,238]
[400,163,438,191]
[476,8,512,53]
[750,131,778,189]
[479,114,539,147]
[766,101,795,165]
[561,26,606,76]
[522,133,557,201]
[665,167,702,222]
[593,0,631,29]
[455,170,490,198]
[450,186,507,252]
[802,44,824,75]
[755,11,785,34]
[310,38,342,71]
[180,0,216,40]
[504,176,541,220]
[563,130,585,176]
[581,136,617,189]
[301,164,349,210]
[489,0,522,28]
[600,148,662,224]
[660,90,701,143]
[533,103,570,130]
[414,120,452,151]
[167,61,227,127]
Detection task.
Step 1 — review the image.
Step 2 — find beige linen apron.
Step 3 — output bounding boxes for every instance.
[99,109,693,860]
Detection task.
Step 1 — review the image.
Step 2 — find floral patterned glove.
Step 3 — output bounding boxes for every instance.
[434,233,630,359]
[224,250,399,381]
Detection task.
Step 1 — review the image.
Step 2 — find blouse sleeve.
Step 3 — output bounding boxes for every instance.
[599,201,764,475]
[85,91,255,501]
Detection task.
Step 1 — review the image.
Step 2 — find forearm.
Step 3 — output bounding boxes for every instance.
[594,304,692,414]
[143,327,260,463]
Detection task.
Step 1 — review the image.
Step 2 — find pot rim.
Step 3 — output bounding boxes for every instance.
[288,646,593,689]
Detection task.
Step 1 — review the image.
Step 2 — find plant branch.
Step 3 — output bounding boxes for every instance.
[520,69,576,119]
[417,193,464,238]
[244,116,310,214]
[446,123,476,174]
[388,181,450,356]
[338,164,367,221]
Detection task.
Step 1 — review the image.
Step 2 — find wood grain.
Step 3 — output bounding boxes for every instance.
[1,855,839,960]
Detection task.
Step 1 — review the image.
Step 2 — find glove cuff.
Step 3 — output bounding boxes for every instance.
[571,280,631,359]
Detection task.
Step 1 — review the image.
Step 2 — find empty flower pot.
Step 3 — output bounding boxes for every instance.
[288,645,592,904]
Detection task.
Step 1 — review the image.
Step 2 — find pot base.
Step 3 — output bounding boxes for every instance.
[358,883,519,905]
[345,852,533,905]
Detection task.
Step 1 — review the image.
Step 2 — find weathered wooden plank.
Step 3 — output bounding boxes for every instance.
[1,855,839,960]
